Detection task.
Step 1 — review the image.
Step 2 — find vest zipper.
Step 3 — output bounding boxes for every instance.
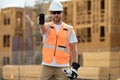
[54,35,58,56]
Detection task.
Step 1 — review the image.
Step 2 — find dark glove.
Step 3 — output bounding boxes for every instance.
[64,62,80,79]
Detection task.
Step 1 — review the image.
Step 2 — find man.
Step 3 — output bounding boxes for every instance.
[38,1,80,80]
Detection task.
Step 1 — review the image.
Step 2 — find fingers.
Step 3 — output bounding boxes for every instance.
[62,69,78,79]
[37,17,39,24]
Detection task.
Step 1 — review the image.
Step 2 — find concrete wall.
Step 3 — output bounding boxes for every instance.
[78,51,120,80]
[2,65,41,80]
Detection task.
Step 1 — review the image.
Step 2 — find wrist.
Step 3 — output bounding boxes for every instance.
[72,62,80,70]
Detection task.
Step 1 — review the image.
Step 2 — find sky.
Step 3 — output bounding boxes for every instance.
[0,0,35,9]
[0,0,71,9]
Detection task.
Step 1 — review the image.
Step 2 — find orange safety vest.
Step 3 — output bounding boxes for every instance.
[42,22,73,64]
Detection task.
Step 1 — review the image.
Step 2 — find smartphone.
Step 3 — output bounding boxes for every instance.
[39,14,45,25]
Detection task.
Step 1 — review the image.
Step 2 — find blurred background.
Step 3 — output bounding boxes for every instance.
[0,0,120,80]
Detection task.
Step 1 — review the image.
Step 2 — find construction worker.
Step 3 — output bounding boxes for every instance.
[38,1,80,80]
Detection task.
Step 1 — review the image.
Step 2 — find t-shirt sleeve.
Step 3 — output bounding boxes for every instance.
[70,30,78,43]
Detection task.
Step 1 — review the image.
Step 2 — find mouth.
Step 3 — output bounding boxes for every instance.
[54,17,60,21]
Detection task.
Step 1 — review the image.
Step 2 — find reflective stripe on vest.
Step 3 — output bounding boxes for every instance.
[42,22,72,64]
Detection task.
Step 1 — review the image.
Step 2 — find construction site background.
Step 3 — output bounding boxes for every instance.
[0,0,120,80]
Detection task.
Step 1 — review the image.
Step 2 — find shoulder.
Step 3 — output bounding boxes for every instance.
[62,22,73,29]
[44,22,51,28]
[45,22,50,26]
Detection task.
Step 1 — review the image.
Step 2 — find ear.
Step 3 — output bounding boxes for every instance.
[61,12,63,16]
[49,12,52,16]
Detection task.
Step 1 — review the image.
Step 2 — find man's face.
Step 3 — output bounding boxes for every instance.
[50,11,62,23]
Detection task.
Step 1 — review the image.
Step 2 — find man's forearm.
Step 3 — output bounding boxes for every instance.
[70,43,78,63]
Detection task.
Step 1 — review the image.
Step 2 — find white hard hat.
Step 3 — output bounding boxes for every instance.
[49,1,63,11]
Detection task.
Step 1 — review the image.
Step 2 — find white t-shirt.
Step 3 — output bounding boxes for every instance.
[42,23,78,67]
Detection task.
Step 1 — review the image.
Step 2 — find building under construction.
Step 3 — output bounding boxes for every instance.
[0,7,38,79]
[72,0,120,80]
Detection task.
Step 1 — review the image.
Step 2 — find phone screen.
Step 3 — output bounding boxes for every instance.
[39,14,45,25]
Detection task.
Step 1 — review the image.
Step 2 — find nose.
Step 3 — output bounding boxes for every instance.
[54,13,59,15]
